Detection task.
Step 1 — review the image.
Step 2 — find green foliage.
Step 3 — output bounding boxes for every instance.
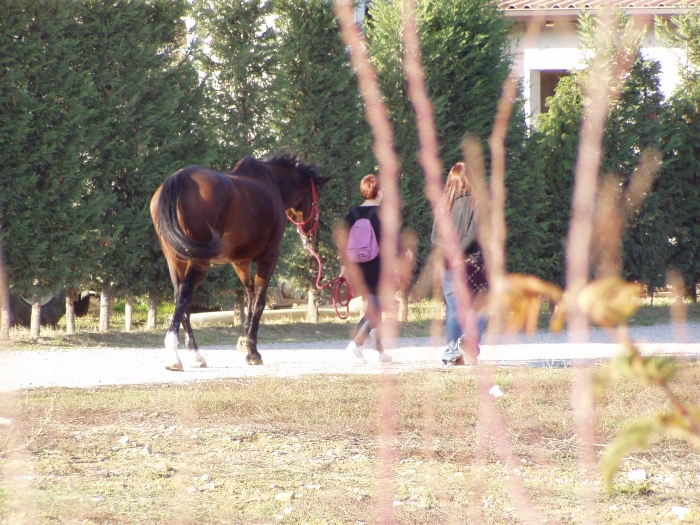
[191,0,276,165]
[600,417,665,489]
[186,0,278,307]
[529,75,584,287]
[0,0,106,297]
[601,343,699,490]
[609,59,668,290]
[504,92,550,278]
[611,344,677,385]
[655,8,700,297]
[74,0,211,300]
[658,91,700,294]
[532,11,667,289]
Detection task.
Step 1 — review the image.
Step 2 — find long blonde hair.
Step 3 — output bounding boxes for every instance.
[444,162,474,211]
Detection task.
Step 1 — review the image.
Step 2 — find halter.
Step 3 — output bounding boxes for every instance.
[287,178,353,319]
[287,178,320,237]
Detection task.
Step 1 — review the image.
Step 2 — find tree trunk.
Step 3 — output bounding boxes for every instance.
[0,303,8,341]
[65,289,76,335]
[30,295,41,338]
[0,241,9,341]
[124,294,134,332]
[147,290,158,329]
[99,283,111,333]
[234,290,245,327]
[398,289,409,322]
[307,287,319,323]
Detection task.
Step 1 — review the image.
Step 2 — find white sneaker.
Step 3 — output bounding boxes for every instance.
[377,352,392,363]
[347,341,367,364]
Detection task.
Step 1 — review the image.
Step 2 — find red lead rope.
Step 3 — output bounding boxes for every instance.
[288,180,353,319]
[304,246,353,320]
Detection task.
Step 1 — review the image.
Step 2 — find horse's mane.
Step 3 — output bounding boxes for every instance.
[264,150,322,182]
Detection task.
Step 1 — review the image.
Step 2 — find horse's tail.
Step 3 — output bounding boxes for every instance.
[156,172,222,261]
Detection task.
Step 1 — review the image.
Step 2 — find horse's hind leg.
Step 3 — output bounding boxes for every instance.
[164,265,205,371]
[182,304,207,368]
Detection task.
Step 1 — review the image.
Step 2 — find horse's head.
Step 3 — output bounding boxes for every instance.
[287,174,331,241]
[266,151,330,240]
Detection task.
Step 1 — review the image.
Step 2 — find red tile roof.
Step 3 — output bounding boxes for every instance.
[499,0,695,16]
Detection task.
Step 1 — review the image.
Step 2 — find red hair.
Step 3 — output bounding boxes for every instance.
[360,174,380,200]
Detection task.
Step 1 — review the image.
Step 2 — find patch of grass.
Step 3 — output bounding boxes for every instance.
[2,365,700,523]
[628,301,700,326]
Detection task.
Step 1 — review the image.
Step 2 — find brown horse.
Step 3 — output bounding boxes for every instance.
[150,152,329,371]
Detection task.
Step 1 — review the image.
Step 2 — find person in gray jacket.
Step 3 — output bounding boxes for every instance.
[431,162,488,365]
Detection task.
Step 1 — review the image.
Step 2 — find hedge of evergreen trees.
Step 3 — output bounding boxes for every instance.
[1,0,699,333]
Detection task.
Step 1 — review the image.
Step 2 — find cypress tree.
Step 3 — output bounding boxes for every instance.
[187,0,276,311]
[504,98,550,279]
[533,11,668,289]
[529,75,584,287]
[0,0,105,335]
[75,0,210,330]
[608,59,667,290]
[367,0,516,267]
[656,10,700,299]
[271,0,374,318]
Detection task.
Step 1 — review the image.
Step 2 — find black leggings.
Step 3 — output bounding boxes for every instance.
[353,294,382,350]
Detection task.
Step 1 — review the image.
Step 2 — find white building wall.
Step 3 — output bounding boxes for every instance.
[508,18,685,126]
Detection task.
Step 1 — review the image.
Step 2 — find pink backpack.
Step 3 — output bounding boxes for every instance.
[346,207,379,263]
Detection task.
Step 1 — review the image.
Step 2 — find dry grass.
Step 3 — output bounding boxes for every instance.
[2,365,700,524]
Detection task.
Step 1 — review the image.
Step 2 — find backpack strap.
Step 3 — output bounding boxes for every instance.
[350,207,361,221]
[365,206,378,219]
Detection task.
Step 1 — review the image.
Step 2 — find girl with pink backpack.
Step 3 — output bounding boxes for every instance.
[336,174,393,364]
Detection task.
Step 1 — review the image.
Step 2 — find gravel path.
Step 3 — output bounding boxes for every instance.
[1,323,699,391]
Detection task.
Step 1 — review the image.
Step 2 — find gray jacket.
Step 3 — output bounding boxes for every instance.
[431,194,481,259]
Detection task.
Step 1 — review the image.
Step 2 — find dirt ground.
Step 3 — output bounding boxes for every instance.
[2,365,700,524]
[2,324,700,524]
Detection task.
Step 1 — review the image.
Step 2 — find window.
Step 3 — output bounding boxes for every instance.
[540,70,570,113]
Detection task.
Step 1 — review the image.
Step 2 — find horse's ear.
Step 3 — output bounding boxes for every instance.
[316,176,331,186]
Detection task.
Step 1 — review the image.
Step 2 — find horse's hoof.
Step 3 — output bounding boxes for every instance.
[237,336,248,353]
[191,351,207,368]
[165,361,184,372]
[245,353,263,366]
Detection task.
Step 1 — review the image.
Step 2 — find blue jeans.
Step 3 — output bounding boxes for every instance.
[441,269,486,363]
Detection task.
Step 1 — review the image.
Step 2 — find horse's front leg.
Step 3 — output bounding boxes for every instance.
[232,262,255,354]
[242,274,270,365]
[242,255,279,365]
